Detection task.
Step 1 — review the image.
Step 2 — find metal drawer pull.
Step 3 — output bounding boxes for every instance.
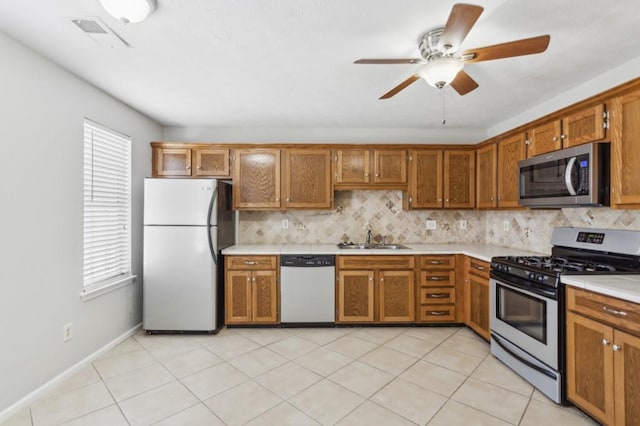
[603,306,627,317]
[429,311,448,316]
[602,339,610,345]
[244,261,257,265]
[428,276,447,281]
[427,293,447,298]
[473,265,485,270]
[613,344,622,351]
[429,260,445,265]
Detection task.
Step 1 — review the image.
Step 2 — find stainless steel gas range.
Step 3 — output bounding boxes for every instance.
[489,227,640,404]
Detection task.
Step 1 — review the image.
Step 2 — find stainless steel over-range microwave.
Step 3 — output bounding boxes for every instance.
[518,142,610,208]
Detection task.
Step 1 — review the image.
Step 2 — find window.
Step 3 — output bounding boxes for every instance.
[82,118,133,299]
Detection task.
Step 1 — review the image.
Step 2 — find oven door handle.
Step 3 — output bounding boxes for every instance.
[491,333,556,380]
[564,156,577,196]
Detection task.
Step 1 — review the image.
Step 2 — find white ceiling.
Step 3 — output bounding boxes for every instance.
[2,0,640,134]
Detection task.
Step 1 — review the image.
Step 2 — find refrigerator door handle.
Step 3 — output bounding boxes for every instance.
[207,185,219,265]
[208,225,218,266]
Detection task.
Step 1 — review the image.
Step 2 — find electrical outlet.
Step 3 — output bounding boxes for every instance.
[426,220,437,230]
[282,219,289,229]
[460,220,467,230]
[504,220,510,231]
[63,323,73,343]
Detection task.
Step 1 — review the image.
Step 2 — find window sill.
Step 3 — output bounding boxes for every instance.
[81,275,137,302]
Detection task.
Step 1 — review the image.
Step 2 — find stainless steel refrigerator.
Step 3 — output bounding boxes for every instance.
[143,178,234,333]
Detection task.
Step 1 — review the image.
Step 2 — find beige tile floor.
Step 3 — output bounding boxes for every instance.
[2,326,599,426]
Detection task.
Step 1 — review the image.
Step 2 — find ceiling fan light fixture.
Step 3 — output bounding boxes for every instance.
[98,0,156,24]
[419,57,464,89]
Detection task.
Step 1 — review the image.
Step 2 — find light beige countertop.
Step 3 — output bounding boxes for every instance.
[562,275,640,304]
[221,243,543,263]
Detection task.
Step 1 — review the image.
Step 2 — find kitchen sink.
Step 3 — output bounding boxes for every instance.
[336,242,410,250]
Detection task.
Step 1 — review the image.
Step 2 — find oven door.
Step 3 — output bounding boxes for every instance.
[490,277,558,369]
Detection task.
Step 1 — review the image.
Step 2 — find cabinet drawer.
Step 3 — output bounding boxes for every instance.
[420,287,455,304]
[338,255,414,270]
[468,258,490,279]
[419,255,455,269]
[420,270,455,287]
[419,305,456,322]
[226,256,278,270]
[567,287,640,335]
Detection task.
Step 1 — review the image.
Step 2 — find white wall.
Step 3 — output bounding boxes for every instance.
[0,32,162,413]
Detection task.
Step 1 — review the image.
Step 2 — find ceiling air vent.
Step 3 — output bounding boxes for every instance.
[71,17,128,48]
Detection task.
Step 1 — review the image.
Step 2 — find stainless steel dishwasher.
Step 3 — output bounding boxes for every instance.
[280,255,335,326]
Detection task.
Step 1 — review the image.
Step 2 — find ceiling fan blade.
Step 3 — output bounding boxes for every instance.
[440,3,484,50]
[379,75,421,99]
[354,58,424,64]
[450,70,479,95]
[463,35,550,63]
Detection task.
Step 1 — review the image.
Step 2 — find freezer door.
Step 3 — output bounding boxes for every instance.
[143,225,218,331]
[144,178,216,226]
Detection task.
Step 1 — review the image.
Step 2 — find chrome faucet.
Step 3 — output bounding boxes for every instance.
[366,228,372,245]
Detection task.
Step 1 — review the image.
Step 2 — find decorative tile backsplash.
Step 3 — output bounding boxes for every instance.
[238,190,640,254]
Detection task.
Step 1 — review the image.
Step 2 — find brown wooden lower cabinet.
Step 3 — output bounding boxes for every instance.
[336,256,414,323]
[225,256,279,324]
[416,255,458,323]
[464,257,490,340]
[566,287,640,425]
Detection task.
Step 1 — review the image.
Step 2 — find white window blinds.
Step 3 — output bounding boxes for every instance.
[83,119,132,290]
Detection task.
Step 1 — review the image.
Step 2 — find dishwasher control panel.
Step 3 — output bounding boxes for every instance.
[281,255,335,267]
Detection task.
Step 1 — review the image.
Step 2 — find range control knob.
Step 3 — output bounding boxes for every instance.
[528,272,536,280]
[537,275,545,282]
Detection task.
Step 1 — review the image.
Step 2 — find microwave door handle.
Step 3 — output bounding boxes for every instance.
[564,157,577,196]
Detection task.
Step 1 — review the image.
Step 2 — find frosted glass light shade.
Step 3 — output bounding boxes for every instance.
[419,58,464,88]
[99,0,156,23]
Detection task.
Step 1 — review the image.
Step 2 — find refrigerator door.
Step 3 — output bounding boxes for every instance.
[143,225,218,331]
[144,178,217,226]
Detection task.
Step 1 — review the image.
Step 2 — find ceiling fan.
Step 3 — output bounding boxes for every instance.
[354,3,550,99]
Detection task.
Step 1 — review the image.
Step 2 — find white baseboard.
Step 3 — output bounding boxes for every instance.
[0,323,142,424]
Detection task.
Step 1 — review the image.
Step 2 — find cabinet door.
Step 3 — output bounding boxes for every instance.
[444,150,475,208]
[284,149,332,209]
[337,270,374,322]
[194,148,230,176]
[336,150,370,183]
[497,133,526,208]
[379,270,414,322]
[156,148,192,176]
[465,273,490,340]
[613,330,640,426]
[233,149,281,209]
[611,89,640,207]
[562,104,606,148]
[476,143,497,209]
[527,120,562,157]
[566,312,614,425]
[374,150,407,184]
[225,271,252,324]
[408,150,443,209]
[252,270,278,323]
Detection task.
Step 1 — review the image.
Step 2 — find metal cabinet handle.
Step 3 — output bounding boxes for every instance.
[252,277,256,282]
[427,276,447,281]
[473,264,485,270]
[602,339,610,345]
[186,166,191,170]
[552,136,558,142]
[429,311,448,316]
[245,261,257,265]
[380,277,384,282]
[603,306,627,317]
[427,293,447,298]
[560,134,566,140]
[429,260,445,265]
[365,173,369,177]
[613,344,622,351]
[286,198,290,202]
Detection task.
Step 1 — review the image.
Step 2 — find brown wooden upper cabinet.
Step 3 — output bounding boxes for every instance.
[476,143,497,209]
[406,149,475,209]
[334,149,407,188]
[283,149,332,209]
[610,88,640,208]
[233,149,281,210]
[527,104,607,157]
[233,148,333,210]
[153,146,230,177]
[497,133,527,208]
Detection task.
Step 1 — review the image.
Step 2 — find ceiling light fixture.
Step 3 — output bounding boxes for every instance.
[418,57,463,89]
[98,0,156,24]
